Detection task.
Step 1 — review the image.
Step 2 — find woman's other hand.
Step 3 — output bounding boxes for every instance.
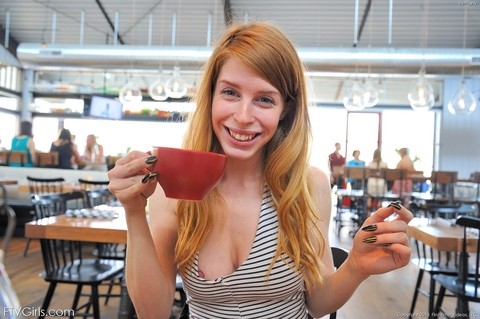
[348,202,414,276]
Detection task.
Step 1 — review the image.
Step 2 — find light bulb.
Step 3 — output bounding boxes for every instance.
[362,80,379,108]
[149,79,168,101]
[119,82,142,104]
[165,67,187,99]
[408,74,435,111]
[343,81,365,111]
[447,81,477,115]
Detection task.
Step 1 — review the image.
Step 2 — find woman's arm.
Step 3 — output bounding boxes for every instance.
[27,138,36,165]
[306,168,413,317]
[108,151,177,318]
[95,144,105,164]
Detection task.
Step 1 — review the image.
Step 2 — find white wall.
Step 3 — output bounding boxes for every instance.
[439,76,480,179]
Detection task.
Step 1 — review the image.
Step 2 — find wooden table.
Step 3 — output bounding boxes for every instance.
[25,208,131,319]
[407,218,478,252]
[25,210,127,244]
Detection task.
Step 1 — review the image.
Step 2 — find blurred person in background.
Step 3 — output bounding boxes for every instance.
[50,129,84,169]
[9,121,36,167]
[82,134,106,171]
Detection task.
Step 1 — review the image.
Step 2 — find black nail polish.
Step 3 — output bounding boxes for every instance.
[145,155,157,165]
[148,172,158,180]
[362,235,377,244]
[361,224,377,232]
[388,201,402,210]
[141,173,151,184]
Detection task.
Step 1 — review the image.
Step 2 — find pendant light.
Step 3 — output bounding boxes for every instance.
[119,78,142,104]
[149,69,168,101]
[408,69,435,111]
[164,66,187,99]
[447,5,477,116]
[362,79,379,108]
[409,0,434,111]
[448,80,477,115]
[343,80,365,111]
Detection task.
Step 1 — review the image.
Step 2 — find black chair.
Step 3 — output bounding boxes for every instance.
[79,179,115,208]
[408,234,460,318]
[432,215,480,318]
[38,239,125,319]
[31,192,125,319]
[26,176,66,195]
[23,188,82,256]
[176,247,349,319]
[79,179,124,305]
[31,191,87,219]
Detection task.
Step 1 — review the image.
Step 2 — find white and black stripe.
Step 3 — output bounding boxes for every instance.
[181,187,308,319]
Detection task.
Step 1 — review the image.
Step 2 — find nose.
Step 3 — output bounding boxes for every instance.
[234,100,254,124]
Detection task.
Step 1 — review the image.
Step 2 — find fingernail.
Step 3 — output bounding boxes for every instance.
[363,235,377,244]
[361,224,377,232]
[145,155,157,165]
[141,172,157,184]
[141,173,151,184]
[388,201,402,210]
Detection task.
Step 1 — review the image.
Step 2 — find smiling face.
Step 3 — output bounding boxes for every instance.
[211,57,285,162]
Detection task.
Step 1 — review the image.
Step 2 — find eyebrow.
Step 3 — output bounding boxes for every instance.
[216,79,281,96]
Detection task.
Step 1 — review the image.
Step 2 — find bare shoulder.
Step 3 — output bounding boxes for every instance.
[309,166,330,192]
[308,166,332,219]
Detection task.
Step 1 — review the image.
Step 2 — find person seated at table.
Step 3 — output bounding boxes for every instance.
[367,149,389,208]
[9,121,36,167]
[346,149,365,190]
[392,147,416,196]
[82,134,106,171]
[108,21,413,319]
[50,129,85,169]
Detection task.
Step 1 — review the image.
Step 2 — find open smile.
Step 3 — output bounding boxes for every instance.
[227,128,258,142]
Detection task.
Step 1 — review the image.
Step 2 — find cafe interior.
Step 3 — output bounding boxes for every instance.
[1,0,480,318]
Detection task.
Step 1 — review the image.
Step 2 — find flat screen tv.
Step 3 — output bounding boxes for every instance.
[88,95,123,120]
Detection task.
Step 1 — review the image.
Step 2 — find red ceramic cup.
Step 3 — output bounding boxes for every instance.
[151,147,227,201]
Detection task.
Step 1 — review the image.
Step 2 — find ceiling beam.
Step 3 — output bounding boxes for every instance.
[94,0,125,45]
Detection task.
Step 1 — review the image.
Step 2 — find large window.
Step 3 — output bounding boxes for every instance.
[29,106,437,175]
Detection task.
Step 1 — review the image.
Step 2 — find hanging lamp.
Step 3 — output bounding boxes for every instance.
[447,5,477,116]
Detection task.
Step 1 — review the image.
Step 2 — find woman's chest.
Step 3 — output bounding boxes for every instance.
[198,198,262,280]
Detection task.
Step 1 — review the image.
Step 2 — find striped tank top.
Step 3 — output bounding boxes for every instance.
[181,187,308,319]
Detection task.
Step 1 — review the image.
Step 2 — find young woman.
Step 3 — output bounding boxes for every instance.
[108,22,413,319]
[82,134,105,171]
[9,121,36,167]
[50,128,84,169]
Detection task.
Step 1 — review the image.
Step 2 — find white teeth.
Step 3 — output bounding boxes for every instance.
[229,129,255,141]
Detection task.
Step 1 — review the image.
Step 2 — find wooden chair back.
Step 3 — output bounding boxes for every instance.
[344,167,366,180]
[383,168,405,182]
[7,151,27,167]
[430,171,458,202]
[0,150,8,165]
[36,152,59,168]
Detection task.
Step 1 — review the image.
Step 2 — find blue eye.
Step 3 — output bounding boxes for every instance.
[258,96,274,105]
[221,88,237,96]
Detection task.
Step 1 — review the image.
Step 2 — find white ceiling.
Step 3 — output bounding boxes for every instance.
[0,0,478,106]
[1,0,479,74]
